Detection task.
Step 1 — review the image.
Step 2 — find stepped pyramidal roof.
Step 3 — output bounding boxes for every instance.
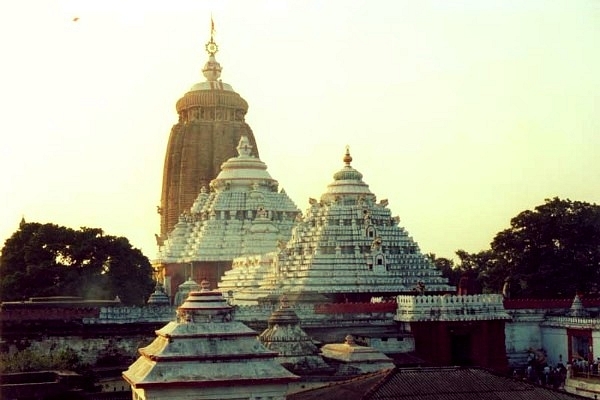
[258,296,332,374]
[219,147,454,304]
[158,136,300,264]
[123,280,297,399]
[146,282,170,305]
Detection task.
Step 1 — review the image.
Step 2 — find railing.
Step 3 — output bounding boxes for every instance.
[543,316,600,329]
[395,294,510,322]
[571,365,600,381]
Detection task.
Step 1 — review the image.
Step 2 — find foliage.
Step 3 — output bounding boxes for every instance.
[430,251,484,293]
[0,222,155,305]
[0,348,83,373]
[428,254,461,287]
[452,198,600,298]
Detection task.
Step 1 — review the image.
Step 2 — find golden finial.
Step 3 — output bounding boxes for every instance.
[343,145,352,166]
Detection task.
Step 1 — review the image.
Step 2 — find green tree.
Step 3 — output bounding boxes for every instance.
[0,222,155,305]
[0,348,83,373]
[430,251,486,293]
[428,253,461,287]
[460,198,600,298]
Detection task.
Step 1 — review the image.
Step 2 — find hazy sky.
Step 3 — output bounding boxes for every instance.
[1,0,598,261]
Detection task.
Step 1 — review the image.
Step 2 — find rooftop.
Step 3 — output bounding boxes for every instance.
[288,367,589,400]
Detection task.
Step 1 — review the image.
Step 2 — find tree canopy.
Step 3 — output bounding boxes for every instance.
[439,198,600,298]
[0,221,155,305]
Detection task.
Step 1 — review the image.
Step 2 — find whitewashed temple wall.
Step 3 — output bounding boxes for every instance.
[395,294,509,322]
[542,316,600,365]
[540,326,569,366]
[355,335,415,354]
[504,310,545,367]
[82,305,175,324]
[505,312,600,369]
[77,303,396,330]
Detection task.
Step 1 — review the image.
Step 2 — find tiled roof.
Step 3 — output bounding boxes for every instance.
[288,369,390,400]
[366,367,587,399]
[289,367,588,400]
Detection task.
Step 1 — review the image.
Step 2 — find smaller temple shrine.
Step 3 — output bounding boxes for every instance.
[123,280,297,400]
[146,282,170,305]
[157,136,301,300]
[320,334,395,375]
[219,147,454,305]
[258,296,332,375]
[172,277,201,306]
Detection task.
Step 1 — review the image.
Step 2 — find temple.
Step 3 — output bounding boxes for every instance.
[6,19,600,400]
[218,147,454,304]
[157,135,300,298]
[123,281,297,400]
[159,25,260,237]
[258,296,332,375]
[320,334,395,374]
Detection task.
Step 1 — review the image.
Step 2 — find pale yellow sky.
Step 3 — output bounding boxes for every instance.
[0,0,598,261]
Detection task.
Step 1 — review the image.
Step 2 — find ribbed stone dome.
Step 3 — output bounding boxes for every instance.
[321,146,375,204]
[174,51,249,118]
[160,34,259,237]
[333,168,363,181]
[211,136,276,191]
[175,88,249,116]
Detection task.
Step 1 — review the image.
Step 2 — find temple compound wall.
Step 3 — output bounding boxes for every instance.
[0,303,174,366]
[503,298,600,371]
[6,335,153,368]
[1,301,403,366]
[3,295,598,376]
[395,294,510,372]
[503,308,546,367]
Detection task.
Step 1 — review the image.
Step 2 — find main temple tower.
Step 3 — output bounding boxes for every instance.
[160,23,259,237]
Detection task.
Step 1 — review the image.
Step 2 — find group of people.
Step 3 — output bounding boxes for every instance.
[571,356,600,377]
[513,349,568,390]
[523,362,567,389]
[515,353,600,390]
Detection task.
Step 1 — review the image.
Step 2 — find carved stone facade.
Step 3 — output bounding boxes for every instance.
[159,38,260,237]
[158,136,300,299]
[219,148,454,305]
